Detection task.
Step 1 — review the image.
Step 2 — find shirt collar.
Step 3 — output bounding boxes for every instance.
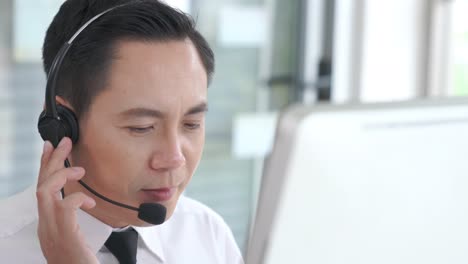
[72,192,189,261]
[134,225,165,262]
[132,195,187,263]
[76,209,113,255]
[76,209,166,262]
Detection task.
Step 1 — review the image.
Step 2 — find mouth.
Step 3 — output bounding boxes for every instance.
[141,187,177,202]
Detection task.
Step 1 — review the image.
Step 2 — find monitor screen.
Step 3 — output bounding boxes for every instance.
[247,98,468,264]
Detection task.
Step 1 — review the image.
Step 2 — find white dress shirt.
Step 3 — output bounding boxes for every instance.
[0,185,244,263]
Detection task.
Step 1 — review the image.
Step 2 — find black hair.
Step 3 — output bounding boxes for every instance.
[42,0,214,119]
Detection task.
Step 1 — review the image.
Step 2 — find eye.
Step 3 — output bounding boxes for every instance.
[128,126,154,134]
[184,123,201,130]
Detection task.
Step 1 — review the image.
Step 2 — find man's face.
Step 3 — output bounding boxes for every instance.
[69,39,208,227]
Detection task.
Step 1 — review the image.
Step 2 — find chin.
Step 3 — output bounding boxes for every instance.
[133,219,155,227]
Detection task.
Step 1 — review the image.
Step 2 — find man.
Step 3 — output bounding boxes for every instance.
[0,0,244,263]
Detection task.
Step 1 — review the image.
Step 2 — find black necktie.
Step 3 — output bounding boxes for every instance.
[105,228,139,264]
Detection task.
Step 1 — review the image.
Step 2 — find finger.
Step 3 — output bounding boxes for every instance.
[36,167,86,230]
[37,167,85,214]
[42,137,73,177]
[38,167,85,198]
[38,141,54,186]
[57,192,96,234]
[62,192,96,211]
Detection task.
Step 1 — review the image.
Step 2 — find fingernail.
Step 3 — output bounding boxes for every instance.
[43,141,52,152]
[58,137,69,148]
[88,198,96,207]
[71,167,84,174]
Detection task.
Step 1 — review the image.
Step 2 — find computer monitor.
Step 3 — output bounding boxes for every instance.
[246,98,468,264]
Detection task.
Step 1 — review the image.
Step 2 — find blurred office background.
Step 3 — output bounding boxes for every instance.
[0,0,467,254]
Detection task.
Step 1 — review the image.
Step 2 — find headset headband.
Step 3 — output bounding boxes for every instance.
[44,5,124,118]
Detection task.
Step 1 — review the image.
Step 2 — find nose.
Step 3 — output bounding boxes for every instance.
[149,132,186,172]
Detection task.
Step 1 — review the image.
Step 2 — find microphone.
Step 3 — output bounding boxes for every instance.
[64,160,167,225]
[78,180,167,225]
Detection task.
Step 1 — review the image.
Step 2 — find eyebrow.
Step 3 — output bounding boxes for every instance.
[185,102,208,115]
[118,102,208,119]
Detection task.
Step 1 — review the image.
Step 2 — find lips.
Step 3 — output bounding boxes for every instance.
[141,187,176,202]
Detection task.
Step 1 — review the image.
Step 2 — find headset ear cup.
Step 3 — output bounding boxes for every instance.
[38,110,58,147]
[37,106,79,147]
[37,112,67,148]
[57,105,79,144]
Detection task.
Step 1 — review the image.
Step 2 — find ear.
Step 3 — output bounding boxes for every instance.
[55,96,75,111]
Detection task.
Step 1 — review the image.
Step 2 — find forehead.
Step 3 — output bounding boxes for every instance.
[109,38,207,86]
[84,39,208,119]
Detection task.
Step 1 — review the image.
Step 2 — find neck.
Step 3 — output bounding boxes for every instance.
[63,183,140,228]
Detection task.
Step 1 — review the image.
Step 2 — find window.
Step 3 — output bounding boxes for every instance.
[450,0,468,96]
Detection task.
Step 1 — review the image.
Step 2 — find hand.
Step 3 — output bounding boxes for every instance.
[36,137,98,264]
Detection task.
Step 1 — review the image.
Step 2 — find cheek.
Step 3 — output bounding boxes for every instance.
[184,131,205,169]
[77,125,146,190]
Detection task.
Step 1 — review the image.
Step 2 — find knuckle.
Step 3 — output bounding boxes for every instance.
[36,188,47,201]
[56,201,67,211]
[38,164,50,177]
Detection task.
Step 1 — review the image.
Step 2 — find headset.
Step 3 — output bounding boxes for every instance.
[37,4,167,225]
